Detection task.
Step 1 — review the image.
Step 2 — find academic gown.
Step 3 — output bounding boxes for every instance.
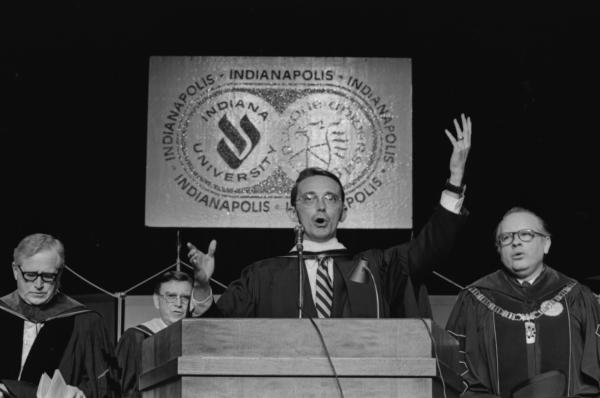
[0,291,117,398]
[202,205,467,318]
[446,266,600,398]
[115,321,160,398]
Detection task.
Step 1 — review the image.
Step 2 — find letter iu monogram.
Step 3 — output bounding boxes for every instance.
[217,114,261,169]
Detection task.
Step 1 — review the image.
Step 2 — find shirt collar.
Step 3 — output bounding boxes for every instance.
[290,237,346,253]
[516,264,546,285]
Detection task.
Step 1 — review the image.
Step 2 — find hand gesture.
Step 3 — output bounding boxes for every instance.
[444,113,472,185]
[186,240,217,288]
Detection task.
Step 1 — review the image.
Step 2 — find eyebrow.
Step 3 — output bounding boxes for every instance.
[301,190,338,195]
[21,269,59,274]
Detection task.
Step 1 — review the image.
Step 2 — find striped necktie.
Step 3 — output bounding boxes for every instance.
[315,256,333,318]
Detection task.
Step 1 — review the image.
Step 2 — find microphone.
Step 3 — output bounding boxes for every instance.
[294,224,304,252]
[349,257,380,318]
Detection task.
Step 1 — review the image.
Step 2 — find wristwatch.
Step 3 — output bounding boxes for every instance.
[444,179,466,196]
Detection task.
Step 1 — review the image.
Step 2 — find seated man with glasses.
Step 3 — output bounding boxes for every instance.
[0,233,117,398]
[115,271,192,398]
[187,114,472,318]
[446,207,600,398]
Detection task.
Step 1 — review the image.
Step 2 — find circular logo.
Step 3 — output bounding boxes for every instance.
[541,300,563,317]
[279,91,380,193]
[168,85,389,203]
[178,89,279,195]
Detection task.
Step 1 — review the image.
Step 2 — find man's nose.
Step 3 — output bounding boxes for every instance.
[316,197,327,210]
[33,277,44,289]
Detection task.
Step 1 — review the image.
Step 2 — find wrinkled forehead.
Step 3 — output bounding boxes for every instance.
[498,212,543,233]
[159,280,193,294]
[297,175,343,195]
[18,249,62,272]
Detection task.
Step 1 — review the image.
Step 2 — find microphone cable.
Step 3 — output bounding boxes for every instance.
[432,271,464,290]
[419,318,448,398]
[300,308,344,398]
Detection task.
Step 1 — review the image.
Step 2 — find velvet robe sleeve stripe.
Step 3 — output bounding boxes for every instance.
[446,289,501,396]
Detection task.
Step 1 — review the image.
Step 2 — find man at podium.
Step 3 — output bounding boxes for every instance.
[187,115,472,319]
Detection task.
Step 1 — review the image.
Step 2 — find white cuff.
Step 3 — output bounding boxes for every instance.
[190,288,214,317]
[440,190,464,214]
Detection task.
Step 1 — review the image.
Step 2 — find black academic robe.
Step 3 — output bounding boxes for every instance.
[115,324,155,398]
[446,267,600,398]
[0,291,117,398]
[203,205,466,318]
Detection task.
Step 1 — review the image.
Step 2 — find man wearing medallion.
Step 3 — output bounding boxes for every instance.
[446,207,600,398]
[186,114,471,319]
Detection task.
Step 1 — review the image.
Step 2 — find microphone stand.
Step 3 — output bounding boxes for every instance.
[349,257,380,319]
[363,266,380,319]
[295,225,304,319]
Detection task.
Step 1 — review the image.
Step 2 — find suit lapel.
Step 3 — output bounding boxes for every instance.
[276,257,316,318]
[280,251,379,318]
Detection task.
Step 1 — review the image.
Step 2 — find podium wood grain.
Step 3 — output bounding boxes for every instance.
[141,319,461,397]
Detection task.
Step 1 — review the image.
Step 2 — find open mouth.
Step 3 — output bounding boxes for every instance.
[313,216,329,227]
[511,252,525,260]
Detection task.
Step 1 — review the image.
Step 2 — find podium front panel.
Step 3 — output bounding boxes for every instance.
[141,318,460,398]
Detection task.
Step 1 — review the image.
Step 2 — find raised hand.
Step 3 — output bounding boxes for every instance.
[187,240,217,289]
[444,113,472,186]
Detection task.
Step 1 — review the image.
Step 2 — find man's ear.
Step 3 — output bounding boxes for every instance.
[12,263,18,281]
[153,294,160,310]
[287,206,299,223]
[543,237,551,254]
[339,206,348,223]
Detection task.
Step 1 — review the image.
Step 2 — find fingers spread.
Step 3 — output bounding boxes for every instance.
[444,129,457,144]
[453,118,461,135]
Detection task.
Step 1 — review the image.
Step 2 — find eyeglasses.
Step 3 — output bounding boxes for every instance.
[297,192,341,206]
[158,293,191,304]
[14,264,61,283]
[496,229,549,247]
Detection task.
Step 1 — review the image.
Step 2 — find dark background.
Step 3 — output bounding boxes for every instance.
[2,4,598,299]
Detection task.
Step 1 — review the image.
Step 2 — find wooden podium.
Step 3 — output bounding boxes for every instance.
[140,318,462,397]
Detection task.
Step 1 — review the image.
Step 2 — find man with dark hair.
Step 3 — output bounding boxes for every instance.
[0,233,117,398]
[115,270,193,398]
[446,207,600,398]
[187,114,472,318]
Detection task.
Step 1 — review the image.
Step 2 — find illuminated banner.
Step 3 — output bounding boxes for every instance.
[145,56,412,228]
